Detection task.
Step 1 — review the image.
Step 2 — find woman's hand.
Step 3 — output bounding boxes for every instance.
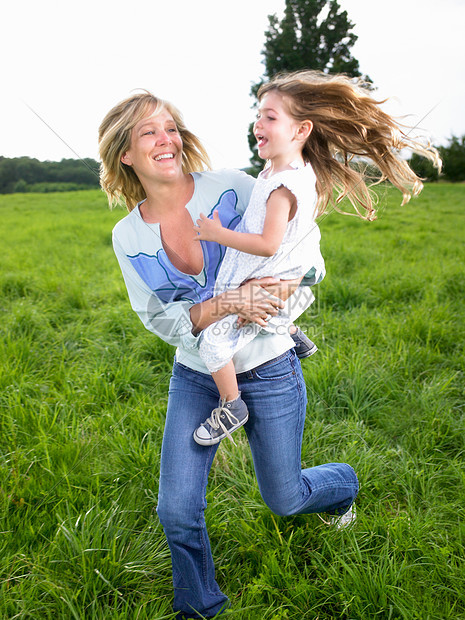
[229,277,285,328]
[189,277,284,334]
[189,276,300,334]
[193,211,224,242]
[253,276,302,302]
[234,276,302,327]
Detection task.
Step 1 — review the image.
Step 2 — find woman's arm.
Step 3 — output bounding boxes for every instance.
[189,277,285,334]
[114,234,285,346]
[194,186,295,257]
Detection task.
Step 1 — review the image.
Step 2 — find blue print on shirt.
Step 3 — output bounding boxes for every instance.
[128,190,241,304]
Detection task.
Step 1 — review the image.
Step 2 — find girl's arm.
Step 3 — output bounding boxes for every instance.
[194,186,295,257]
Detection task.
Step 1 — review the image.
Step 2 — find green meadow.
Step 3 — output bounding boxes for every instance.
[0,184,464,619]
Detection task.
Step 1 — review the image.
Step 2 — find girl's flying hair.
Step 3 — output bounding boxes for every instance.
[258,70,441,219]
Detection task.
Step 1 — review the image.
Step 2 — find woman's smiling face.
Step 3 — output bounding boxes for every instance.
[121,107,184,183]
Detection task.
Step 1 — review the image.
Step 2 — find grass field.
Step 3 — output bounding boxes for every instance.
[1,184,464,619]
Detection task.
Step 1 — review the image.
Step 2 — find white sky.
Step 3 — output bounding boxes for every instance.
[2,0,464,170]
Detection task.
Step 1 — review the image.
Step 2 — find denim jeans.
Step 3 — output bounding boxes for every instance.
[157,349,359,619]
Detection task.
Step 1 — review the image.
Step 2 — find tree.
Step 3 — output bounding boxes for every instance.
[440,135,465,182]
[247,0,369,172]
[408,135,465,183]
[408,152,440,183]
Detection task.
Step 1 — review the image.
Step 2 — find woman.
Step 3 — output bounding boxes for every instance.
[98,92,358,620]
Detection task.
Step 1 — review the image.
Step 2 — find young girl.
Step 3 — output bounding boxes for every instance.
[193,69,440,447]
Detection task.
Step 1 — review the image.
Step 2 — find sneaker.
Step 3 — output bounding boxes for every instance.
[330,504,357,529]
[291,327,318,358]
[193,394,249,446]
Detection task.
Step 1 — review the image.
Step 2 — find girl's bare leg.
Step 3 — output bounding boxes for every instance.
[211,361,239,402]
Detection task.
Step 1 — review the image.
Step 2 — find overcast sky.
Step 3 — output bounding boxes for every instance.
[2,0,464,169]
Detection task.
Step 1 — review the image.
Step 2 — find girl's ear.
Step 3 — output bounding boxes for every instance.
[297,120,313,142]
[121,152,132,166]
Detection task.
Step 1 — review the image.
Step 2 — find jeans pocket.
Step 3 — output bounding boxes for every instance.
[253,351,296,381]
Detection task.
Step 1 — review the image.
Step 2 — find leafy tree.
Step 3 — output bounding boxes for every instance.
[440,135,465,182]
[247,0,369,172]
[408,135,465,183]
[408,152,440,183]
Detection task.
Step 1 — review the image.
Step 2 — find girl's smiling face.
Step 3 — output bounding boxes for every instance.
[254,90,312,171]
[254,92,299,158]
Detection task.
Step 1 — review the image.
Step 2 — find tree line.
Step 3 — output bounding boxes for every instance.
[1,139,462,197]
[0,156,100,194]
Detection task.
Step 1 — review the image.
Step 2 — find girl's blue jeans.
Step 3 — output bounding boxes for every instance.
[157,349,359,619]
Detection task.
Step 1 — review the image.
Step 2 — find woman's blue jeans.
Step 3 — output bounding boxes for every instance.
[157,349,359,619]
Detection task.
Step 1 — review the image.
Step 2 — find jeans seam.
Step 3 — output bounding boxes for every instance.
[311,481,358,491]
[291,353,305,444]
[252,350,297,381]
[293,357,309,509]
[198,445,223,598]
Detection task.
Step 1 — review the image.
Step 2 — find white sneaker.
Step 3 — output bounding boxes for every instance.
[331,504,357,529]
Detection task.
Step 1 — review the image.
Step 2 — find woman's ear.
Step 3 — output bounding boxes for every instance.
[297,120,313,142]
[121,152,132,166]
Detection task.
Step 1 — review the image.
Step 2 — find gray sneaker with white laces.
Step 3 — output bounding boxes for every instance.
[291,327,318,359]
[193,394,249,446]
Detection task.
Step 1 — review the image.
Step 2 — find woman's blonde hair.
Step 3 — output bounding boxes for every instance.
[98,91,211,211]
[258,70,441,219]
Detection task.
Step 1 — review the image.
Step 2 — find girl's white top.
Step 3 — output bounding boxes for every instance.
[197,161,325,372]
[214,160,324,295]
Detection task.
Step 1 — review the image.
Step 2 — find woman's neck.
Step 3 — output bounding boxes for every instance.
[140,173,194,223]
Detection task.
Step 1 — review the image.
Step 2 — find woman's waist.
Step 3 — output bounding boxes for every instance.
[175,330,294,374]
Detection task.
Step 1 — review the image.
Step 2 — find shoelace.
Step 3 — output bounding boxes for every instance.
[203,399,240,444]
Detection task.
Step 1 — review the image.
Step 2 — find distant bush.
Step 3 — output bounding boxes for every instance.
[13,181,96,193]
[409,135,465,183]
[408,152,440,182]
[0,156,100,194]
[440,135,465,182]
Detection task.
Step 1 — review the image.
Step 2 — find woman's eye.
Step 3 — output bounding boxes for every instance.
[143,130,154,135]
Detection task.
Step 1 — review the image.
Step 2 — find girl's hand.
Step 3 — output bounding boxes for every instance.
[194,211,224,242]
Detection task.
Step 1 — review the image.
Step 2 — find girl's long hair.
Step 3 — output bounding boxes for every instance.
[258,71,441,219]
[98,92,211,211]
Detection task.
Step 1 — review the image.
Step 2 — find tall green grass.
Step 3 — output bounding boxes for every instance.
[1,185,464,619]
